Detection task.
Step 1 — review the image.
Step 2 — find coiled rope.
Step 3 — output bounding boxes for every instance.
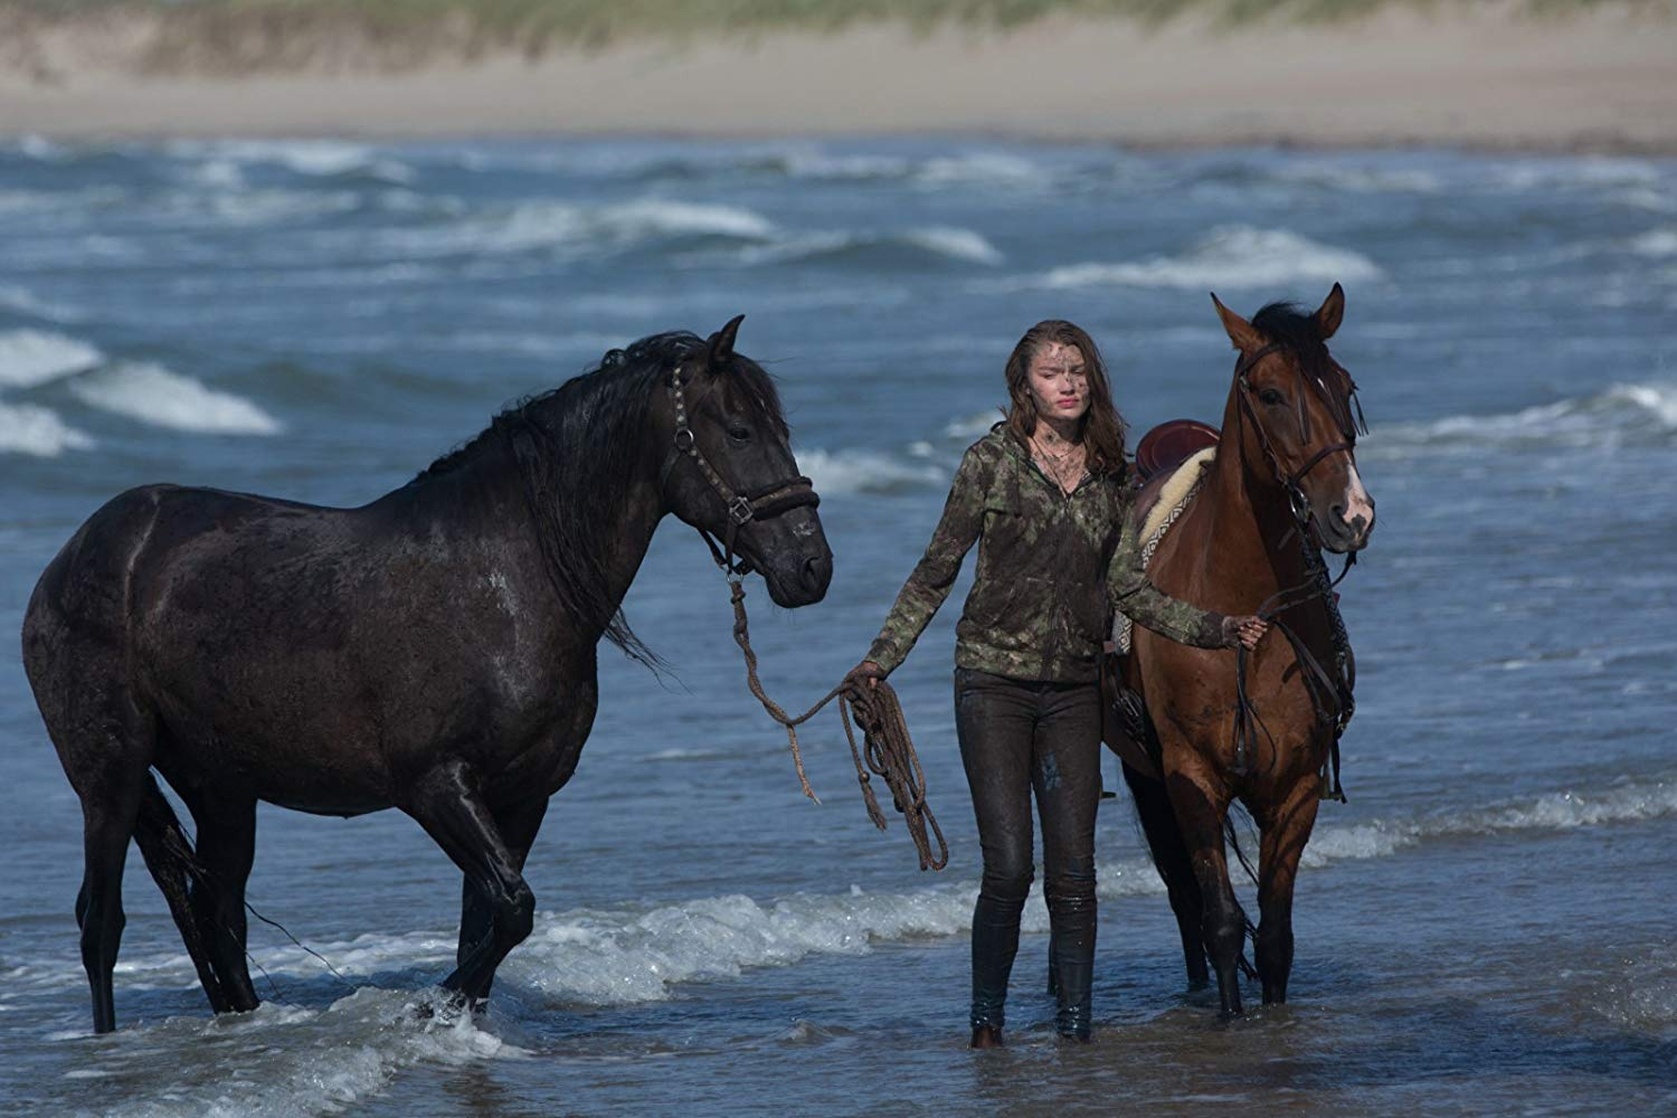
[725,579,948,872]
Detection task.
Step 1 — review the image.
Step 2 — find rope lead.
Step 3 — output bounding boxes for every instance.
[727,579,948,872]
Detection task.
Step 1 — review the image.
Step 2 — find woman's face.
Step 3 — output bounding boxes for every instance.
[1026,342,1090,426]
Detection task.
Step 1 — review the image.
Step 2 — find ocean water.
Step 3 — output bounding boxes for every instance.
[0,136,1673,1116]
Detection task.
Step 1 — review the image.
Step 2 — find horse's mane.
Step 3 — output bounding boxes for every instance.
[1251,302,1366,441]
[413,331,787,667]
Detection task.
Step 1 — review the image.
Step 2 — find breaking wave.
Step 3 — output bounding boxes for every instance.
[1361,382,1677,459]
[740,226,1002,267]
[1025,226,1382,291]
[799,448,948,495]
[66,363,282,435]
[0,329,103,389]
[0,402,94,457]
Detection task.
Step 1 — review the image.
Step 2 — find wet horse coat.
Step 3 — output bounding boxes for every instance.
[22,319,833,1033]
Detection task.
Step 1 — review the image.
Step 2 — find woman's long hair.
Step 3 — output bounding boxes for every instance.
[1002,320,1127,479]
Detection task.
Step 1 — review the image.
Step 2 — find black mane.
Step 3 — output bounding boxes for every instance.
[412,331,788,666]
[1251,302,1365,440]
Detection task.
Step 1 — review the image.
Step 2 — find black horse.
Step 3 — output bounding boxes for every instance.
[22,317,833,1034]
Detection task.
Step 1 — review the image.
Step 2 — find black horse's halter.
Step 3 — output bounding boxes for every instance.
[661,363,819,578]
[1229,342,1364,801]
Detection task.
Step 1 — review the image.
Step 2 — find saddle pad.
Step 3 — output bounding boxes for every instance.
[1113,447,1215,654]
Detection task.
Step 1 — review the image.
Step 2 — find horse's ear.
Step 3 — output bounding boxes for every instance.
[1210,293,1264,353]
[1314,282,1345,341]
[707,315,745,368]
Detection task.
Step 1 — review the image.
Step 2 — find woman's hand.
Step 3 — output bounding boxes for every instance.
[1222,615,1269,651]
[846,659,887,690]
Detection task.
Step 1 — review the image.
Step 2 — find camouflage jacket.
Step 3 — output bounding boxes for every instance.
[867,426,1227,683]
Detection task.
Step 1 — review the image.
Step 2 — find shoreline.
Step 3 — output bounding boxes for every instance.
[3,7,1676,153]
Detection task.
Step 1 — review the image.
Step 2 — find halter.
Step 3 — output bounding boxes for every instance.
[661,362,819,578]
[1229,342,1362,801]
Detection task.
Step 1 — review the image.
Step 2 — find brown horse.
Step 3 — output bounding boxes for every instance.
[1117,283,1373,1017]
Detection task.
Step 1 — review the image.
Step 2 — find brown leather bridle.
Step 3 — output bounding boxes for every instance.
[660,362,820,577]
[1229,341,1364,800]
[1233,342,1360,534]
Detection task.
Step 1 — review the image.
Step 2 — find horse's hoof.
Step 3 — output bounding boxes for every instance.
[970,1025,1004,1049]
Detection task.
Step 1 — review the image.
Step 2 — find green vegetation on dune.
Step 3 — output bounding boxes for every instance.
[1,0,1668,74]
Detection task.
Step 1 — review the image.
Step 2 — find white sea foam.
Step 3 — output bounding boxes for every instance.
[197,188,361,227]
[1491,157,1663,192]
[11,133,63,161]
[943,412,1001,439]
[67,362,282,435]
[1031,227,1382,291]
[1271,163,1442,195]
[1362,382,1677,460]
[1630,227,1677,257]
[78,990,522,1118]
[600,199,777,241]
[904,227,1004,265]
[741,225,1002,267]
[174,139,417,185]
[779,150,915,181]
[0,402,94,456]
[0,285,83,323]
[381,199,777,258]
[15,775,1666,1057]
[916,152,1049,190]
[799,448,948,495]
[0,329,103,388]
[1297,778,1677,873]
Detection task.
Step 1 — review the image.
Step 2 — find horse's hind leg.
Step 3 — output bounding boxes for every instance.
[404,761,539,1004]
[1121,762,1209,989]
[457,796,549,1004]
[1254,781,1321,1006]
[57,702,156,1033]
[1164,770,1246,1017]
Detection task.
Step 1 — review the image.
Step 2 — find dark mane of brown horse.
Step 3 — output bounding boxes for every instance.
[1249,301,1366,444]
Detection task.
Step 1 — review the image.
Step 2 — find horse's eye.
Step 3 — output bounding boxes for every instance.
[727,426,752,443]
[1258,388,1285,407]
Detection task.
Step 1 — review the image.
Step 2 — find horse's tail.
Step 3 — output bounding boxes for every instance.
[133,772,229,1009]
[1222,809,1262,981]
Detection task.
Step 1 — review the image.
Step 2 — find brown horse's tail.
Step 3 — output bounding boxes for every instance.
[133,773,230,1009]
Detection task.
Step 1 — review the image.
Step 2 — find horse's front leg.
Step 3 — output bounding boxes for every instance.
[457,796,549,1004]
[1163,764,1245,1018]
[1253,777,1321,1005]
[404,761,539,1005]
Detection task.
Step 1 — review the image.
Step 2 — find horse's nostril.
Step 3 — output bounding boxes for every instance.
[802,552,833,591]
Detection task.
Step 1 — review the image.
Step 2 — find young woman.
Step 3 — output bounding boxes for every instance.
[850,321,1265,1046]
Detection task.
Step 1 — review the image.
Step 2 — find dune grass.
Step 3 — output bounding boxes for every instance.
[2,0,1667,73]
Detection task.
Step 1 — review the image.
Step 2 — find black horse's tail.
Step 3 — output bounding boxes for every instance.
[133,773,230,1010]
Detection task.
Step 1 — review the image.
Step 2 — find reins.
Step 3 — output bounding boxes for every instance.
[1229,344,1361,802]
[724,578,948,872]
[662,364,948,872]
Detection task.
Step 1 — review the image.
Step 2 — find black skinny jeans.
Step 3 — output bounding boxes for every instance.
[954,667,1103,1038]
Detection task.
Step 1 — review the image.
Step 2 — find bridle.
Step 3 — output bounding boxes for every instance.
[1233,342,1360,535]
[1229,342,1365,801]
[660,361,820,578]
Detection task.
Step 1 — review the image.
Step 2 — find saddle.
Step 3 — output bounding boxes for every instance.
[1103,420,1221,780]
